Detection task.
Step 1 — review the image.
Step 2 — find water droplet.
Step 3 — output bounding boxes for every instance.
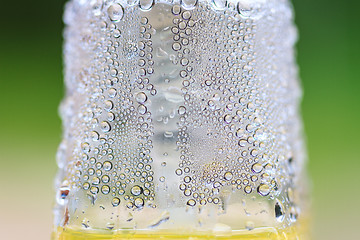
[275,200,285,222]
[184,189,191,196]
[112,197,120,207]
[171,5,181,15]
[251,163,262,173]
[101,185,110,194]
[246,124,255,132]
[257,184,270,196]
[107,3,124,22]
[83,182,90,190]
[290,206,298,222]
[138,104,147,115]
[224,172,233,180]
[172,42,181,51]
[99,21,107,30]
[175,169,183,175]
[181,0,197,10]
[213,197,220,204]
[102,175,110,183]
[179,184,186,191]
[107,112,115,122]
[108,88,117,98]
[171,27,179,34]
[136,92,147,103]
[208,100,215,109]
[131,185,143,196]
[184,176,191,183]
[100,121,111,132]
[91,131,100,141]
[139,0,154,11]
[180,58,189,66]
[180,70,188,78]
[224,114,232,124]
[238,139,247,147]
[88,168,95,175]
[113,29,121,38]
[237,2,251,18]
[103,161,112,171]
[178,21,187,30]
[110,68,118,77]
[91,0,103,16]
[134,198,145,208]
[182,11,191,20]
[56,185,70,205]
[213,181,221,188]
[236,128,244,138]
[187,199,196,206]
[92,176,100,185]
[244,185,252,194]
[81,142,90,153]
[127,202,134,209]
[90,186,99,194]
[250,149,258,157]
[140,17,148,25]
[212,0,227,10]
[138,59,146,66]
[178,106,186,115]
[104,100,113,111]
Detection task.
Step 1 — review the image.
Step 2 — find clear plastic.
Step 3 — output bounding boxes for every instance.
[53,0,308,239]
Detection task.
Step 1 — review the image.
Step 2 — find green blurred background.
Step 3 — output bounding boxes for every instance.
[0,0,359,239]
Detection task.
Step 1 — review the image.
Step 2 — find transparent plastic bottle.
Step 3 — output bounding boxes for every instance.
[53,0,308,239]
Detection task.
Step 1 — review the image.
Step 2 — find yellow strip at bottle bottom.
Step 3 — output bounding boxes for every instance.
[53,224,308,240]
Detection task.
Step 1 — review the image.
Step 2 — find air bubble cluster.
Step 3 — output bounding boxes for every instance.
[59,1,159,216]
[56,0,304,230]
[173,2,280,207]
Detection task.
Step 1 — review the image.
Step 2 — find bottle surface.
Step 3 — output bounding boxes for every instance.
[54,0,308,239]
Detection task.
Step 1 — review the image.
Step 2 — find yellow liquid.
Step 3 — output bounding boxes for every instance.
[53,225,306,240]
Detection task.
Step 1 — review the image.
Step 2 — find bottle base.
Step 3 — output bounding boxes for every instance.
[53,225,306,240]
